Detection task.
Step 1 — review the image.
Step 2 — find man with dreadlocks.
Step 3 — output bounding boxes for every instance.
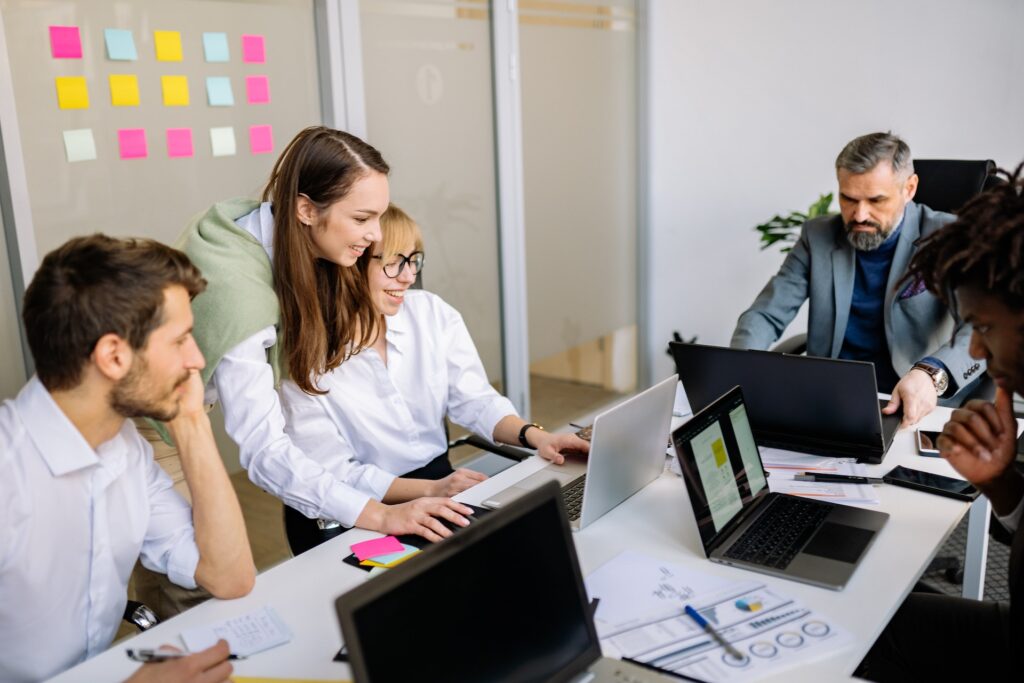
[863,165,1024,681]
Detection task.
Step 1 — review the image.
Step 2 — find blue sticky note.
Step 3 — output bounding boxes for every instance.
[206,76,234,106]
[104,28,137,61]
[203,32,230,62]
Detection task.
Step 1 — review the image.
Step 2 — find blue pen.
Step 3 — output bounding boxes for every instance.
[684,605,744,661]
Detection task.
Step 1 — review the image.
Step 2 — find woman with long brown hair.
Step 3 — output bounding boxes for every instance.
[178,126,476,555]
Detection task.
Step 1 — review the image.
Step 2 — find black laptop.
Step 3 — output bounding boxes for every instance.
[670,342,901,464]
[672,386,889,590]
[334,482,674,682]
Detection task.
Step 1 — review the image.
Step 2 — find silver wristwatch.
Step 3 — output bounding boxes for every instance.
[913,362,949,396]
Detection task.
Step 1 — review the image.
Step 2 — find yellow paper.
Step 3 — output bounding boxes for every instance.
[109,74,139,106]
[161,75,189,106]
[154,30,183,61]
[231,678,349,683]
[359,551,420,569]
[55,76,89,109]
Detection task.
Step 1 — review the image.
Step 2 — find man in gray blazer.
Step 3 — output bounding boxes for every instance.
[731,132,983,425]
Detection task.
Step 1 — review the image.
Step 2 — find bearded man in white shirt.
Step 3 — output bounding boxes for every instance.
[0,235,255,683]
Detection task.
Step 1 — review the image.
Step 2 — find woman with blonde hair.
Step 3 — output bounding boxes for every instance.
[279,203,588,552]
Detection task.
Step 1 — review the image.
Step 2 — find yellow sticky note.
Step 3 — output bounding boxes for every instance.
[55,76,89,109]
[109,74,139,106]
[154,30,183,61]
[712,438,727,467]
[161,75,189,106]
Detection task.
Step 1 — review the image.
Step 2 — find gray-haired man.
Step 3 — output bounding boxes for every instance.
[731,132,983,425]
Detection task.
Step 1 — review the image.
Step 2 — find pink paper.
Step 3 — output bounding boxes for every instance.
[118,128,148,159]
[249,124,273,154]
[241,34,265,63]
[246,75,270,104]
[49,26,82,59]
[166,128,194,158]
[351,535,404,561]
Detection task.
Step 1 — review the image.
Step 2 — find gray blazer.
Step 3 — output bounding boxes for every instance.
[731,201,984,397]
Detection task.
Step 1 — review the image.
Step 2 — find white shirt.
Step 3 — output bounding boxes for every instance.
[0,378,199,683]
[201,203,371,526]
[279,289,518,498]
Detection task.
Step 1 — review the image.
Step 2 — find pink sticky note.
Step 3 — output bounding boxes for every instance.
[246,75,270,104]
[249,124,273,154]
[118,128,148,159]
[166,128,194,158]
[351,535,404,562]
[241,34,265,63]
[49,26,82,59]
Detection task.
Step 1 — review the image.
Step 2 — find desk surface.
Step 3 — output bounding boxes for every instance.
[52,407,974,683]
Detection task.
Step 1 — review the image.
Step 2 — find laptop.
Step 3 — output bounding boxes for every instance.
[672,386,888,590]
[480,374,678,530]
[670,342,901,464]
[335,481,674,682]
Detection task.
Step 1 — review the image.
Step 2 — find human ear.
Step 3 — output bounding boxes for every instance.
[295,194,319,228]
[91,333,133,382]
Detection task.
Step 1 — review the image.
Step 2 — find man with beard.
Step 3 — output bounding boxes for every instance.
[731,132,982,425]
[862,165,1024,681]
[0,235,254,682]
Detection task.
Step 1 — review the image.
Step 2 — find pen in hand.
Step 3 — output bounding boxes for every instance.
[684,605,744,661]
[126,648,244,663]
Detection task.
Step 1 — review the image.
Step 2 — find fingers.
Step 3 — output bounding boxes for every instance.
[455,468,488,483]
[189,640,231,671]
[940,421,992,461]
[432,500,472,527]
[882,393,901,415]
[994,387,1015,436]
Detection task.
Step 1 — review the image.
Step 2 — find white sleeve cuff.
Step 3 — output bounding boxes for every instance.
[321,484,372,528]
[473,396,519,445]
[354,465,398,501]
[164,535,200,590]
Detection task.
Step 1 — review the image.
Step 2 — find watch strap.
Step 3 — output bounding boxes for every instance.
[518,423,543,449]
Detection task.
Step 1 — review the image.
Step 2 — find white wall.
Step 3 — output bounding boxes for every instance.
[645,0,1024,380]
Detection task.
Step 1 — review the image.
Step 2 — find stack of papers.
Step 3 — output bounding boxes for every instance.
[586,551,852,681]
[760,448,880,506]
[181,606,291,658]
[350,536,421,570]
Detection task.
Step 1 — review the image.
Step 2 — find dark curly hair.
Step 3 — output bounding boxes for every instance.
[904,163,1024,308]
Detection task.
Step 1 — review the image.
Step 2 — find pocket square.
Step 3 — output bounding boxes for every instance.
[898,277,928,300]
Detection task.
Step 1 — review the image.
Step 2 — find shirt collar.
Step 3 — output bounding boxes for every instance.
[16,376,103,476]
[384,299,411,353]
[236,201,275,260]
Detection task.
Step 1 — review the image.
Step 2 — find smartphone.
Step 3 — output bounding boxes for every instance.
[916,429,942,456]
[882,465,980,501]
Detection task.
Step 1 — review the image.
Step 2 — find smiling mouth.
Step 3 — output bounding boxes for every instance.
[384,289,406,300]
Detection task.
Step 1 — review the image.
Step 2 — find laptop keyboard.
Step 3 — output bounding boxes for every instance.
[724,496,831,570]
[562,475,587,521]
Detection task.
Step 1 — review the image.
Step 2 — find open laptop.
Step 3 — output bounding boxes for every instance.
[672,386,888,590]
[670,342,901,464]
[479,374,678,530]
[335,481,674,682]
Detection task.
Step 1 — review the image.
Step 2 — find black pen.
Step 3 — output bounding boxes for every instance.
[621,656,710,682]
[126,649,244,663]
[793,472,884,485]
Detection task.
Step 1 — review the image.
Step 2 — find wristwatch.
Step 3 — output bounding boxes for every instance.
[518,423,544,449]
[913,362,949,397]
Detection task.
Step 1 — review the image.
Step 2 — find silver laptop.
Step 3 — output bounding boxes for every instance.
[481,375,678,531]
[673,385,888,590]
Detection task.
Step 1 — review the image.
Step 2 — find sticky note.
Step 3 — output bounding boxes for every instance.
[62,129,96,163]
[241,34,265,63]
[166,128,194,158]
[209,126,236,157]
[245,75,270,104]
[206,76,234,106]
[249,125,273,154]
[161,75,189,106]
[49,26,82,59]
[109,74,140,106]
[203,32,230,62]
[154,30,183,61]
[118,128,148,159]
[104,28,137,60]
[55,77,89,109]
[351,535,403,561]
[359,544,420,568]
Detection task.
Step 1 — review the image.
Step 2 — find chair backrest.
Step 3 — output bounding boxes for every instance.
[913,159,997,214]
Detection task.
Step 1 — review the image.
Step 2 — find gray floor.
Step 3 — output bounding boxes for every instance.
[919,515,1012,602]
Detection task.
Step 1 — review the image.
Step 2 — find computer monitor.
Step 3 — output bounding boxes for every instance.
[335,482,601,683]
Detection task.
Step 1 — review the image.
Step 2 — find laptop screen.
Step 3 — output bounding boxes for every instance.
[672,386,770,551]
[336,483,600,683]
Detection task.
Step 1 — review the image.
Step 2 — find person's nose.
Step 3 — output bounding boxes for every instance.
[186,336,206,371]
[367,218,383,243]
[853,202,871,223]
[968,329,988,361]
[397,262,417,285]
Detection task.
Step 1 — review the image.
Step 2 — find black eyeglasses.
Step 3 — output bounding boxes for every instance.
[372,251,425,278]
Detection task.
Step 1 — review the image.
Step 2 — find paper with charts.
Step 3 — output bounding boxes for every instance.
[585,551,851,681]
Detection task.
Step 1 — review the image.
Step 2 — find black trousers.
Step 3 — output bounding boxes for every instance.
[860,591,1012,681]
[283,453,455,556]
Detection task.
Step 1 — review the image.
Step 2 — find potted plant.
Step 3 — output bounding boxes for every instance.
[755,193,834,252]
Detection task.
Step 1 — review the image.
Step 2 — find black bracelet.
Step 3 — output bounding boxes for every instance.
[518,423,543,449]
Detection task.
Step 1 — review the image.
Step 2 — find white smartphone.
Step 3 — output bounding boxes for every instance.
[916,429,942,456]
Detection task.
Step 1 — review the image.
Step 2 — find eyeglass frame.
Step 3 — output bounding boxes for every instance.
[371,251,425,279]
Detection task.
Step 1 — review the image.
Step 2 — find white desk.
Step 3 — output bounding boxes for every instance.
[51,406,988,682]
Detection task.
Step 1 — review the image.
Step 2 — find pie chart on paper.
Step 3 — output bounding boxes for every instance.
[735,598,763,612]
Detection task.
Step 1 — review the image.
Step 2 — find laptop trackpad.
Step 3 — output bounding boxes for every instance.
[801,522,874,564]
